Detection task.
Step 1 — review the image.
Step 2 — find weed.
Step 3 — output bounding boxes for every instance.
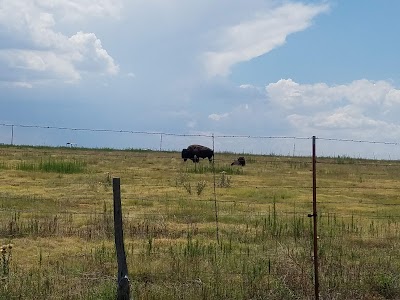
[0,161,7,169]
[105,172,112,186]
[196,180,207,195]
[218,171,231,188]
[183,182,192,194]
[175,172,190,187]
[370,273,400,299]
[1,244,12,276]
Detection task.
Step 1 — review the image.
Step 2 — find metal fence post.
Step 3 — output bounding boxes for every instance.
[309,136,319,299]
[113,177,130,300]
[212,133,219,244]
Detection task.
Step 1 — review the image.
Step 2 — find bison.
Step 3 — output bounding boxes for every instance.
[181,144,214,163]
[231,156,245,166]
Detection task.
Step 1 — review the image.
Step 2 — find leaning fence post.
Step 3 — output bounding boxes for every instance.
[113,177,130,300]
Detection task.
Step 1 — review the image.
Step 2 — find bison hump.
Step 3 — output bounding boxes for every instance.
[187,144,211,152]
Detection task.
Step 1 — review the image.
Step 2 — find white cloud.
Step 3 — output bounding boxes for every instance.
[206,104,253,132]
[69,32,119,75]
[0,0,120,86]
[204,2,329,77]
[0,81,34,89]
[266,78,400,140]
[239,84,255,89]
[14,82,33,89]
[209,113,230,121]
[287,106,387,130]
[317,107,386,129]
[267,78,400,110]
[35,0,122,21]
[0,50,81,81]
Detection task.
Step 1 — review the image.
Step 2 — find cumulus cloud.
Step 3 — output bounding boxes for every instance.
[202,78,400,156]
[266,78,400,140]
[267,79,400,110]
[204,2,329,77]
[69,32,119,75]
[287,106,387,130]
[0,0,120,86]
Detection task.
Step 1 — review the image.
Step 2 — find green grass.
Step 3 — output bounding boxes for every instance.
[185,163,244,175]
[0,145,399,299]
[16,158,86,173]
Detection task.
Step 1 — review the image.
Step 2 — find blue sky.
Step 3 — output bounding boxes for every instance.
[1,0,400,158]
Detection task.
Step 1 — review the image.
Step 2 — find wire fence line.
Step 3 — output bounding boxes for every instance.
[0,123,312,139]
[3,122,400,144]
[1,125,400,298]
[0,208,398,220]
[318,136,400,146]
[3,122,400,161]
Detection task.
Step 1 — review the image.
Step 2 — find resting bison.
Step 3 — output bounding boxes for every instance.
[231,156,245,166]
[182,144,214,162]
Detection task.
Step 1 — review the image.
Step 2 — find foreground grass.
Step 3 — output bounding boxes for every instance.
[0,146,399,299]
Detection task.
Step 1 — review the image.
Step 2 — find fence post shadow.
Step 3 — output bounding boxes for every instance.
[113,177,131,300]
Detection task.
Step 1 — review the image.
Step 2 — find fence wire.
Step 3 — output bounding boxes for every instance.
[1,124,400,299]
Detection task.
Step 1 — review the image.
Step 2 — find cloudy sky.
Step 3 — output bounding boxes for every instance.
[1,0,400,158]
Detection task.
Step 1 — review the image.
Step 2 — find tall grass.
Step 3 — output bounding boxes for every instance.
[1,145,400,299]
[16,158,86,174]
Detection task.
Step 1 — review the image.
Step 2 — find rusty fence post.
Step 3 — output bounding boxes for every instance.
[308,136,319,299]
[113,177,130,300]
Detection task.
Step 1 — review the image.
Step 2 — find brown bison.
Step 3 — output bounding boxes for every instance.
[231,156,245,166]
[181,144,214,162]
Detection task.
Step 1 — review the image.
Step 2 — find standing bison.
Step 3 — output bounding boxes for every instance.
[181,144,214,162]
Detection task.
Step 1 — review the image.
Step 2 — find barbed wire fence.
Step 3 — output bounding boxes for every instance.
[1,123,400,299]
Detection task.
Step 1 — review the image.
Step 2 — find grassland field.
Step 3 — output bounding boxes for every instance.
[0,145,399,299]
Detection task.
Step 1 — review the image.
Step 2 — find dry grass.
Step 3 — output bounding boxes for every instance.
[0,145,399,299]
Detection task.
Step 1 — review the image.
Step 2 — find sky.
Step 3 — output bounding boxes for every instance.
[1,0,400,158]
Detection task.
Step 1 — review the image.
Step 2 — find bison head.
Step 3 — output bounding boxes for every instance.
[181,149,190,161]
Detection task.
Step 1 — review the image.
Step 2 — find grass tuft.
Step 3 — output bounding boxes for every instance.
[16,158,86,173]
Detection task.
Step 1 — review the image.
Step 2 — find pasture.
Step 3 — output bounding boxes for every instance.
[0,145,399,299]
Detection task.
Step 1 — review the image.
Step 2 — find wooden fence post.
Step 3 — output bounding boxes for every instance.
[113,177,130,300]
